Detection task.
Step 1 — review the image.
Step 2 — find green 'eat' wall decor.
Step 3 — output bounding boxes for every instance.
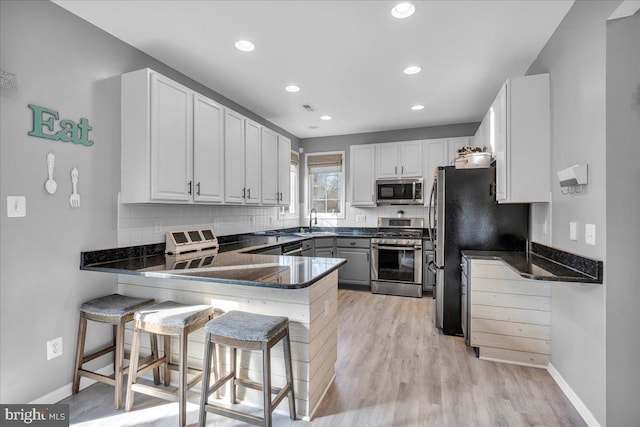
[27,104,93,146]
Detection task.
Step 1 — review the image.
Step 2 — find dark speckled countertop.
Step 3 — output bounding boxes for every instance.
[81,240,346,289]
[462,242,603,284]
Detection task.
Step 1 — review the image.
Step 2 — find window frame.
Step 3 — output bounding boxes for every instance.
[304,150,346,219]
[280,149,299,218]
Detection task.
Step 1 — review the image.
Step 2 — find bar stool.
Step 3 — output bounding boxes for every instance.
[198,310,296,427]
[125,300,215,427]
[72,293,155,409]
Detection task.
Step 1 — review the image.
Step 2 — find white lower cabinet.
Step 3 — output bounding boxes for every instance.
[466,258,551,368]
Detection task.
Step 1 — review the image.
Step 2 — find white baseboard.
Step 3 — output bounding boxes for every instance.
[29,364,114,404]
[547,363,602,427]
[306,373,336,421]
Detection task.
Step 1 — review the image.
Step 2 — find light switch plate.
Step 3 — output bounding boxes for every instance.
[7,196,26,217]
[356,215,366,222]
[585,224,596,245]
[569,222,577,241]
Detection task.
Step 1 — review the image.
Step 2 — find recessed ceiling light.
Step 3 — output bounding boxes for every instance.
[320,115,332,121]
[411,105,424,111]
[285,85,300,93]
[404,65,422,75]
[391,2,415,19]
[235,40,255,52]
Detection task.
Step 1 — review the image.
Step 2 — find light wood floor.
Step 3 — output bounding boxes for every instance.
[61,289,585,426]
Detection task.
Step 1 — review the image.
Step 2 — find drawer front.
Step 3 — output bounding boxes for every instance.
[470,304,550,325]
[471,277,550,297]
[336,237,370,249]
[471,332,550,355]
[471,318,550,340]
[302,240,313,250]
[314,238,335,248]
[471,291,550,311]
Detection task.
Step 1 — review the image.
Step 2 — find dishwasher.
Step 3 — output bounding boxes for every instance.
[282,242,303,256]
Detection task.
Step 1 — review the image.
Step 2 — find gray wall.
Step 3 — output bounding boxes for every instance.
[526,1,621,424]
[0,0,296,403]
[605,11,640,426]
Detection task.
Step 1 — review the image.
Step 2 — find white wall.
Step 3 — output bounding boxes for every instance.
[526,1,622,425]
[605,10,640,426]
[0,0,298,404]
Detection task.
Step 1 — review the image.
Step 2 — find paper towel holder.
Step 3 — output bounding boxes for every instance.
[557,164,588,194]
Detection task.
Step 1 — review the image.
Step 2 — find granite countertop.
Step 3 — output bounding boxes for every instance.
[462,243,603,284]
[81,243,346,289]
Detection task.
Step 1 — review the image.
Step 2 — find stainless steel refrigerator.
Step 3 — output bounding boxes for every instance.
[428,166,529,336]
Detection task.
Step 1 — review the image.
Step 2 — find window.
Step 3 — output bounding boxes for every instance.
[305,151,345,217]
[280,151,299,216]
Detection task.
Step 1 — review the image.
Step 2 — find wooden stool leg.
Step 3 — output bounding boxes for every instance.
[212,342,219,399]
[230,346,237,404]
[178,331,188,427]
[150,333,160,385]
[262,341,272,427]
[198,334,214,427]
[164,335,171,386]
[114,319,126,409]
[283,328,296,420]
[72,313,87,395]
[125,323,142,411]
[112,324,118,374]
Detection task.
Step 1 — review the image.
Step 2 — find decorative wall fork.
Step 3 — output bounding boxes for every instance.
[70,167,80,208]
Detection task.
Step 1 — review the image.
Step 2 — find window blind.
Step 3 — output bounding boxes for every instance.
[307,153,342,173]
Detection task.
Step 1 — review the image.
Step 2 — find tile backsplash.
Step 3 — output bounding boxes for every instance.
[117,193,300,246]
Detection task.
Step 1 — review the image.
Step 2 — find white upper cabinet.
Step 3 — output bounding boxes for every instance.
[244,119,262,204]
[224,110,246,204]
[121,68,193,203]
[447,137,473,164]
[261,128,279,205]
[277,135,291,206]
[350,144,376,206]
[492,74,550,203]
[193,93,224,203]
[375,141,423,178]
[423,139,448,200]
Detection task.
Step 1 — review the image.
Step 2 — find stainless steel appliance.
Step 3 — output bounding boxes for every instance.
[423,239,435,294]
[376,178,424,205]
[282,242,303,256]
[428,166,528,336]
[371,217,424,298]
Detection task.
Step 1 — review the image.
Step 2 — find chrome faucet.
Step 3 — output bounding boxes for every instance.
[309,208,318,233]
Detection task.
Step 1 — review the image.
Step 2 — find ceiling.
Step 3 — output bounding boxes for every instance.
[53,0,574,139]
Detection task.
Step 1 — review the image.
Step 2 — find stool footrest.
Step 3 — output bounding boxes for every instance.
[82,344,116,364]
[272,384,292,409]
[203,403,264,426]
[78,369,116,386]
[236,377,283,395]
[135,356,167,378]
[130,383,178,402]
[206,371,235,396]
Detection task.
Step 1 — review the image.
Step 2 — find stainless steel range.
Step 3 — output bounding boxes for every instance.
[371,217,424,298]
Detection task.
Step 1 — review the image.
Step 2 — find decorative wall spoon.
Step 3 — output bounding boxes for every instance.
[45,152,57,194]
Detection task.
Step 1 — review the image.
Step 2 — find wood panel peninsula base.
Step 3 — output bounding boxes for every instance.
[117,271,337,420]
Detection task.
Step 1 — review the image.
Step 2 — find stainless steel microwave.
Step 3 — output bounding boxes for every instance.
[376,178,424,205]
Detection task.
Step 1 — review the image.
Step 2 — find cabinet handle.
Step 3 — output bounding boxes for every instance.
[402,166,404,174]
[188,181,192,195]
[395,166,397,175]
[242,187,246,199]
[350,241,356,245]
[247,188,251,199]
[196,182,200,196]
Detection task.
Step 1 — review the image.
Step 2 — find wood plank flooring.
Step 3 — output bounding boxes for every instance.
[60,289,585,426]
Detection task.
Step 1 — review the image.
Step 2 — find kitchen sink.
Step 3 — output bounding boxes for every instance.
[294,231,337,237]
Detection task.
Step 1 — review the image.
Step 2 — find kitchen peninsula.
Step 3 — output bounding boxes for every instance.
[80,242,346,420]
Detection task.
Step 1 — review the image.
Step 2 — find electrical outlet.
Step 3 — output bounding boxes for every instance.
[542,219,548,235]
[47,337,63,360]
[356,215,366,222]
[585,224,596,245]
[154,221,162,233]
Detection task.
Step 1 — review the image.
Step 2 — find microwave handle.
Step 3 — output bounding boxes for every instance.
[413,181,416,200]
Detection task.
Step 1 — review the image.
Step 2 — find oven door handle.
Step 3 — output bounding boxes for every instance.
[372,245,422,251]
